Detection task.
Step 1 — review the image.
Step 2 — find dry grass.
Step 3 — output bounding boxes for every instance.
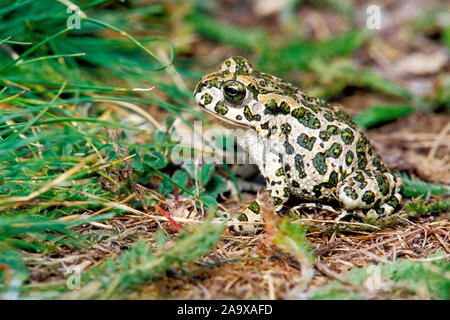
[132,206,449,299]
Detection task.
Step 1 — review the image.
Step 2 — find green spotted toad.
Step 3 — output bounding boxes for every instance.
[194,56,403,233]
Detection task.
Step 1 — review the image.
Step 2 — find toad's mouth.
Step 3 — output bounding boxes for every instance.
[200,104,249,129]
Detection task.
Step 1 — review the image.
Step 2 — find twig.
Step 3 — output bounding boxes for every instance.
[427,123,450,160]
[431,231,449,254]
[315,261,355,286]
[94,99,161,131]
[331,229,422,260]
[295,218,381,230]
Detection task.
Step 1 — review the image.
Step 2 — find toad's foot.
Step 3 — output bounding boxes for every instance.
[214,200,265,234]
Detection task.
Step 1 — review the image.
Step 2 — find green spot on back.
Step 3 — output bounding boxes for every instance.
[284,141,294,155]
[356,138,368,169]
[326,171,339,188]
[372,155,385,171]
[341,128,355,145]
[323,110,334,122]
[345,150,354,166]
[281,123,292,135]
[297,133,316,151]
[302,100,321,113]
[375,174,390,196]
[312,152,327,175]
[319,125,340,141]
[265,99,291,115]
[354,171,365,183]
[325,142,342,159]
[294,154,307,179]
[291,107,321,129]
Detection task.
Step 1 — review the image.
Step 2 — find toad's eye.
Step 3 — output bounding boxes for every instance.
[223,80,246,104]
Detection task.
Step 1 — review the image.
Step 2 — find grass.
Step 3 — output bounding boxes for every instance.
[0,0,214,298]
[0,0,449,299]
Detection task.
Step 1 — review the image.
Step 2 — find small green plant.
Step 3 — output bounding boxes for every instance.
[400,173,450,198]
[74,218,224,299]
[353,104,415,128]
[308,255,449,299]
[273,217,315,268]
[1,219,224,299]
[403,200,450,217]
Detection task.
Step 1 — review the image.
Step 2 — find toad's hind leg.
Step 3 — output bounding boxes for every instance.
[291,203,351,221]
[338,170,403,220]
[291,203,340,215]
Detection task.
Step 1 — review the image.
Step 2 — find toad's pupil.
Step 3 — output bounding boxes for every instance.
[227,87,238,95]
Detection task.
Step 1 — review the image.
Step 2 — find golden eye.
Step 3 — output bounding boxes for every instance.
[223,80,246,104]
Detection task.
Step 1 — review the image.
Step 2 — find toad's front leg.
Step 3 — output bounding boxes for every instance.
[261,150,290,214]
[225,150,289,234]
